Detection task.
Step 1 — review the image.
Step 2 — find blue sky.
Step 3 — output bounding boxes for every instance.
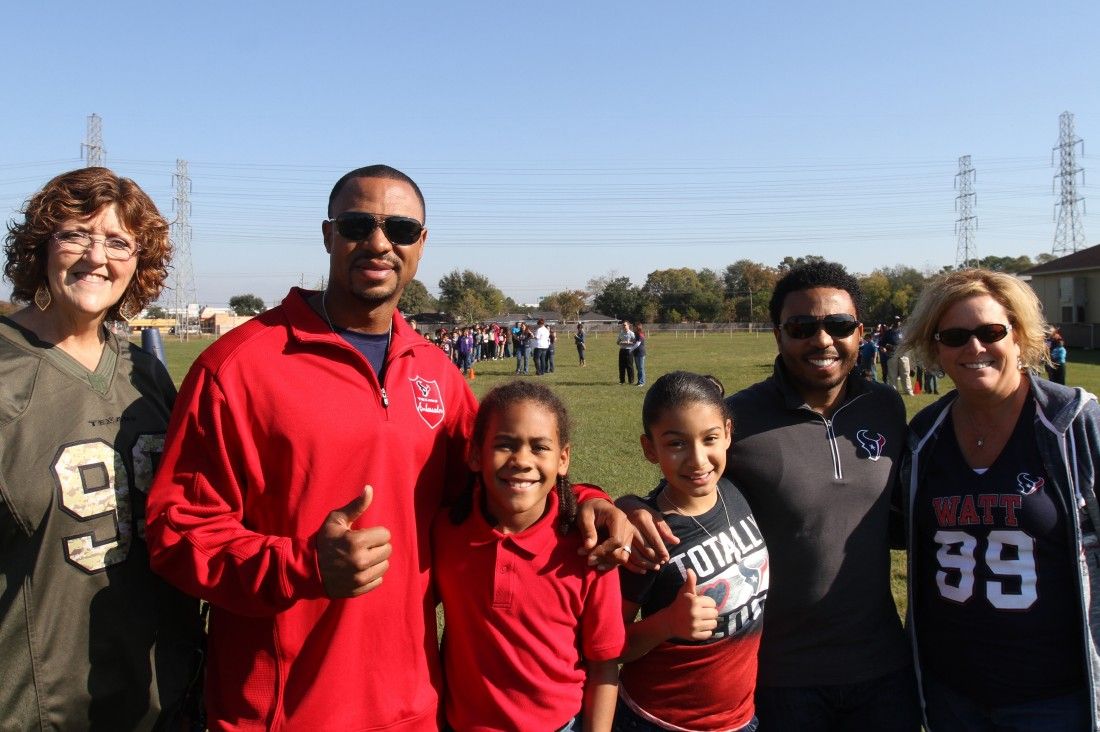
[2,1,1097,308]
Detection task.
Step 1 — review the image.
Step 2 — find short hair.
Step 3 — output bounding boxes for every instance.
[4,167,171,320]
[642,371,730,435]
[903,268,1051,372]
[769,261,865,326]
[906,268,1051,372]
[327,164,426,220]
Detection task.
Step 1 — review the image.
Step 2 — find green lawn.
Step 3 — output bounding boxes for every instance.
[149,330,1100,616]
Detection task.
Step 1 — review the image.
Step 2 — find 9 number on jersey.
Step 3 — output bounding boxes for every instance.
[54,435,165,573]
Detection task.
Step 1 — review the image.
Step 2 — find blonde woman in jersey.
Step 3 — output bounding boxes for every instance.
[0,168,202,729]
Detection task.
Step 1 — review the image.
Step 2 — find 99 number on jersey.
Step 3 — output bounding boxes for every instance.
[53,435,165,574]
[934,529,1038,610]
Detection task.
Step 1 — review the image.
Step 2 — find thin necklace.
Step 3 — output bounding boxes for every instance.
[321,289,336,333]
[660,483,732,540]
[964,406,987,449]
[321,289,392,347]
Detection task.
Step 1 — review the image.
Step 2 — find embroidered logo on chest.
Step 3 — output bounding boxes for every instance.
[856,429,886,461]
[1016,472,1045,496]
[409,376,445,429]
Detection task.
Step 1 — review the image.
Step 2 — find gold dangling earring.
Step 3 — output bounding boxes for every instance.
[118,297,138,322]
[33,285,52,311]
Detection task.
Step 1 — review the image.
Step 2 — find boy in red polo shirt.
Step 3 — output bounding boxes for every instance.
[433,381,623,731]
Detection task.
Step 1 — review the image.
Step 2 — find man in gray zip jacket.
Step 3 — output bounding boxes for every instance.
[901,373,1100,730]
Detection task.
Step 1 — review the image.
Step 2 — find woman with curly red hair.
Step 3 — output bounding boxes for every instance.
[0,167,202,729]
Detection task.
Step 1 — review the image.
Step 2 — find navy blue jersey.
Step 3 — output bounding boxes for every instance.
[914,399,1084,703]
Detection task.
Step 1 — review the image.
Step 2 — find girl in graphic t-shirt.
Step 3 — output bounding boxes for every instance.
[617,371,769,732]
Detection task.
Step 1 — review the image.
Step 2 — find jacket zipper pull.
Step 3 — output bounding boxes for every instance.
[381,387,389,408]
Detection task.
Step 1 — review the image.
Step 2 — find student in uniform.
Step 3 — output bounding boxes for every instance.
[433,381,624,731]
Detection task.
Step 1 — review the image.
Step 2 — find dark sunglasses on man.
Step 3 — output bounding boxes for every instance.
[933,323,1011,348]
[781,314,861,340]
[328,212,424,246]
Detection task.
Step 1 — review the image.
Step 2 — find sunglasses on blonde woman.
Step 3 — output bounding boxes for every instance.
[933,323,1011,348]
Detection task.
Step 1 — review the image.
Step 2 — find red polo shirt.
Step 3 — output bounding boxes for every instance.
[432,486,625,731]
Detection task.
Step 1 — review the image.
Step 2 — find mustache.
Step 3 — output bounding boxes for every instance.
[349,252,401,269]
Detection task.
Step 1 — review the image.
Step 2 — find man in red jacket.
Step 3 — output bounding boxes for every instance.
[146,165,629,731]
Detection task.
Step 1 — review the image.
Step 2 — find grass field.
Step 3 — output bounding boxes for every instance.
[149,330,1100,616]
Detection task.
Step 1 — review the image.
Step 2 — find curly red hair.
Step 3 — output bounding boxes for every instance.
[4,167,171,320]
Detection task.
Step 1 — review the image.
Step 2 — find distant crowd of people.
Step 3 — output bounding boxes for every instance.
[425,319,566,377]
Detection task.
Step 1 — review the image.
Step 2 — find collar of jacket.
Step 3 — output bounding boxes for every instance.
[769,354,871,413]
[281,287,425,357]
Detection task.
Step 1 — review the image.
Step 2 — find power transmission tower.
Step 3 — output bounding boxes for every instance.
[81,113,105,167]
[170,159,199,338]
[954,155,977,269]
[1052,110,1086,256]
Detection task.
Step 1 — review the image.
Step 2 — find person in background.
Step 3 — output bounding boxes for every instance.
[858,331,879,381]
[618,320,637,385]
[1048,333,1067,385]
[457,326,474,377]
[921,361,940,395]
[0,167,203,729]
[534,317,551,375]
[576,323,587,366]
[547,323,557,373]
[901,268,1100,731]
[883,316,914,395]
[632,324,648,387]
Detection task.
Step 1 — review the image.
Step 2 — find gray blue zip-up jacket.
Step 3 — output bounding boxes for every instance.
[900,374,1100,730]
[727,358,911,687]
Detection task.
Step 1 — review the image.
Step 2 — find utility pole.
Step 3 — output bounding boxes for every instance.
[171,159,199,338]
[954,155,977,269]
[1052,111,1086,256]
[81,113,105,167]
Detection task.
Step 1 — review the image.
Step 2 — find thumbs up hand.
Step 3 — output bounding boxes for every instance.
[665,569,718,641]
[316,485,393,598]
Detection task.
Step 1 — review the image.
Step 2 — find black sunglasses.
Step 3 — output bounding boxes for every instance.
[781,314,861,339]
[934,323,1011,348]
[328,212,424,246]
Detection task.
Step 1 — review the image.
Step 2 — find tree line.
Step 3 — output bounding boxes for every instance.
[395,252,1054,326]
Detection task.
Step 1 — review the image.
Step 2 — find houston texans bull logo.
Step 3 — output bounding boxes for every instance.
[1016,473,1045,496]
[856,429,886,461]
[409,376,445,429]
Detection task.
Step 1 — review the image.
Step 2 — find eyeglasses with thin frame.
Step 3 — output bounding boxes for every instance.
[52,230,140,261]
[327,212,424,246]
[781,314,861,339]
[933,323,1011,348]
